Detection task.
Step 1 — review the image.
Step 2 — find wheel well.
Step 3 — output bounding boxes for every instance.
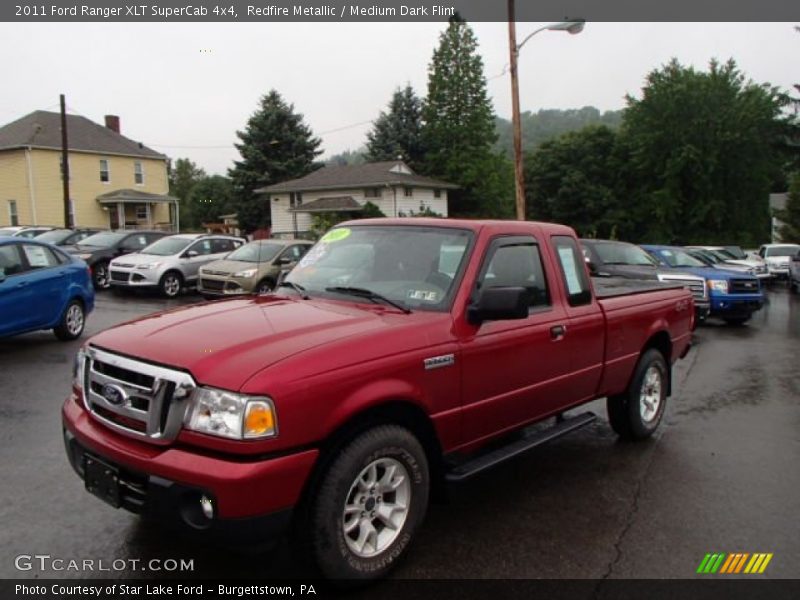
[642,331,672,395]
[292,401,446,540]
[161,269,184,282]
[257,276,276,288]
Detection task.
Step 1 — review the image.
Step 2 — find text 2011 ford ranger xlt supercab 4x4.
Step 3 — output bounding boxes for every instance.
[63,219,694,580]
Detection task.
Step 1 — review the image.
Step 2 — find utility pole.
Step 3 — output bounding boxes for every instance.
[507,0,525,221]
[60,94,71,228]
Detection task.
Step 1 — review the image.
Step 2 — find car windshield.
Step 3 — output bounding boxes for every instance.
[141,237,194,256]
[656,248,707,268]
[34,229,72,244]
[78,232,127,247]
[592,242,657,266]
[711,249,736,260]
[285,225,472,312]
[688,251,715,265]
[766,246,800,258]
[0,228,18,236]
[724,246,746,259]
[226,242,283,263]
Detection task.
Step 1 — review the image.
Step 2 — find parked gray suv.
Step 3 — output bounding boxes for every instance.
[108,233,244,297]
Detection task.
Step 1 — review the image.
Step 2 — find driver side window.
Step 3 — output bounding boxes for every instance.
[479,241,551,308]
[0,244,25,277]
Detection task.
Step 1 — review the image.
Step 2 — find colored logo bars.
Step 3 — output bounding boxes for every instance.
[697,553,773,574]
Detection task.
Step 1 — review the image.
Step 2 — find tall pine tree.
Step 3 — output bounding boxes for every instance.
[229,90,322,232]
[421,15,513,217]
[366,85,425,170]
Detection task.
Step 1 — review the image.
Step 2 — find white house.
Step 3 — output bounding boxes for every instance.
[258,161,458,237]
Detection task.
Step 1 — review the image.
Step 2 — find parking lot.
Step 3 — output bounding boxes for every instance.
[1,286,798,580]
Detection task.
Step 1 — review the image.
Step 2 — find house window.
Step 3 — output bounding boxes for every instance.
[404,187,413,197]
[99,159,110,183]
[290,193,302,208]
[364,188,382,198]
[434,189,441,198]
[134,162,144,185]
[136,204,148,220]
[8,200,19,226]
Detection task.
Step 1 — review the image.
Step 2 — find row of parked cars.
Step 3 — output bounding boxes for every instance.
[581,239,800,325]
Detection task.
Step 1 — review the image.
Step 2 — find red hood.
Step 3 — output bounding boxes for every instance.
[89,296,418,390]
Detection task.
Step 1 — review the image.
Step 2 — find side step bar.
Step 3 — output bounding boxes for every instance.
[445,412,597,483]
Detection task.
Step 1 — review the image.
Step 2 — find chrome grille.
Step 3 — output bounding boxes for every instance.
[83,347,196,445]
[658,275,708,301]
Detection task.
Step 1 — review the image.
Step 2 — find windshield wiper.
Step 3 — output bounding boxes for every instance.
[325,286,412,314]
[278,280,309,299]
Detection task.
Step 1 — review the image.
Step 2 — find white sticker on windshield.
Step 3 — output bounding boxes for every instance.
[407,289,439,302]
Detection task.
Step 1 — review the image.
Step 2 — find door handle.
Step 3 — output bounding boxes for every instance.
[550,324,566,341]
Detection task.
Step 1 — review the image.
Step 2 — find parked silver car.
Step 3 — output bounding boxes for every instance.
[790,249,800,293]
[108,233,244,297]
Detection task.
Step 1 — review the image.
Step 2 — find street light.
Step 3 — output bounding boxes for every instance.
[507,6,585,220]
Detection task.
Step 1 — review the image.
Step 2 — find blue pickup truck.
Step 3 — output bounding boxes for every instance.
[642,245,763,325]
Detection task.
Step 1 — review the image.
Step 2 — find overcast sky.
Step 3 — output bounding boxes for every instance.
[0,22,797,175]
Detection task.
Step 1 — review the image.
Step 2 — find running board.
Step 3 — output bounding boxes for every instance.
[445,412,597,483]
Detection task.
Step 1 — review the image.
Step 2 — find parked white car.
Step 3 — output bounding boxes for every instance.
[758,243,800,280]
[109,233,244,297]
[686,246,770,279]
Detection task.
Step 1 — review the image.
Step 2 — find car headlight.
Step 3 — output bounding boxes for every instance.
[232,268,257,278]
[707,279,728,293]
[136,262,161,270]
[73,348,87,392]
[77,254,92,260]
[184,387,277,440]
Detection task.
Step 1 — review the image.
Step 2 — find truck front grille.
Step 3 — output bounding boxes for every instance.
[657,275,708,301]
[729,279,760,294]
[83,347,196,445]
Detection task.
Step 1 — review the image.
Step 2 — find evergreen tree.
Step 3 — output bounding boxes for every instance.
[421,15,513,218]
[229,90,322,232]
[366,85,425,170]
[776,173,800,242]
[168,158,206,231]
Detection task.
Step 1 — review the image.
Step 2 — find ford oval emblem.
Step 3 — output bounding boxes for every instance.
[101,384,126,406]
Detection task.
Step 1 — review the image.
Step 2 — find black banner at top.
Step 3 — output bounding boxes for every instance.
[3,0,800,22]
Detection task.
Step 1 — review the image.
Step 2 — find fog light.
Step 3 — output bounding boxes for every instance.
[200,495,214,519]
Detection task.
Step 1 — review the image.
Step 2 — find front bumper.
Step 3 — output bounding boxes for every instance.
[695,300,710,321]
[62,394,318,538]
[109,267,160,287]
[197,275,255,296]
[709,295,764,317]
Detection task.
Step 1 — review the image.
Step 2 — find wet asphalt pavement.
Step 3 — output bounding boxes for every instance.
[1,287,798,580]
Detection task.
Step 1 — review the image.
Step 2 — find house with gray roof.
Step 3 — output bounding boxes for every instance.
[0,110,177,230]
[257,161,457,237]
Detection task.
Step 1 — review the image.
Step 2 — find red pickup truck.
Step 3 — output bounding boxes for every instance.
[63,219,693,580]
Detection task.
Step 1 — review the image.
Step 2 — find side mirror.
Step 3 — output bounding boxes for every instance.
[186,250,199,258]
[467,286,529,325]
[585,259,599,275]
[275,257,292,266]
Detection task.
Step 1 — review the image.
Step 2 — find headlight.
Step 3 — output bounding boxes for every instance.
[232,268,257,278]
[72,348,87,391]
[184,387,277,440]
[77,254,92,260]
[136,262,161,270]
[707,279,728,293]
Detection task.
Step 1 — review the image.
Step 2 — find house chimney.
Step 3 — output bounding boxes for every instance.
[104,115,120,134]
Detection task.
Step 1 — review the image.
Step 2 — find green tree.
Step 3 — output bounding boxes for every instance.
[776,173,800,242]
[327,148,367,166]
[185,175,234,230]
[421,15,513,218]
[229,90,322,233]
[524,125,633,238]
[309,201,386,239]
[622,59,793,245]
[366,85,425,170]
[168,158,206,231]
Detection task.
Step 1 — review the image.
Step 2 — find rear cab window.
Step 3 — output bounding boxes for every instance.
[551,236,593,306]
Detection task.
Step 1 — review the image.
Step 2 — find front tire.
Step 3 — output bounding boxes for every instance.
[159,271,183,298]
[53,299,85,341]
[92,261,110,290]
[607,348,668,440]
[255,278,276,294]
[309,425,429,581]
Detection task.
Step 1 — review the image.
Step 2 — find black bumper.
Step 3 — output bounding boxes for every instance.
[63,429,292,545]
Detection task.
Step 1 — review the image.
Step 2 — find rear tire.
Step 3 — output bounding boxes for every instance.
[308,425,429,581]
[159,271,183,298]
[53,299,85,341]
[607,348,668,441]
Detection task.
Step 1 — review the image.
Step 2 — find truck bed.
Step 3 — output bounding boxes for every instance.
[592,276,685,299]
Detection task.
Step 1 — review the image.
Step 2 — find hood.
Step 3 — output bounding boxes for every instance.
[200,258,270,276]
[667,266,754,281]
[110,252,163,266]
[88,295,429,391]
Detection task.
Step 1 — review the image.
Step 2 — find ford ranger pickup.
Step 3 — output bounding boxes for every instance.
[63,219,693,580]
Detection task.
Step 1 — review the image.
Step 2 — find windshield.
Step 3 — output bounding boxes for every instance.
[592,242,657,266]
[724,246,746,259]
[227,242,283,263]
[0,228,18,236]
[285,225,473,311]
[141,237,193,256]
[766,246,800,258]
[688,250,715,265]
[34,229,72,244]
[79,231,127,247]
[711,249,735,260]
[655,248,707,268]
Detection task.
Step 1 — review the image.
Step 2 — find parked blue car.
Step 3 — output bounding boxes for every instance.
[642,245,763,325]
[0,236,94,340]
